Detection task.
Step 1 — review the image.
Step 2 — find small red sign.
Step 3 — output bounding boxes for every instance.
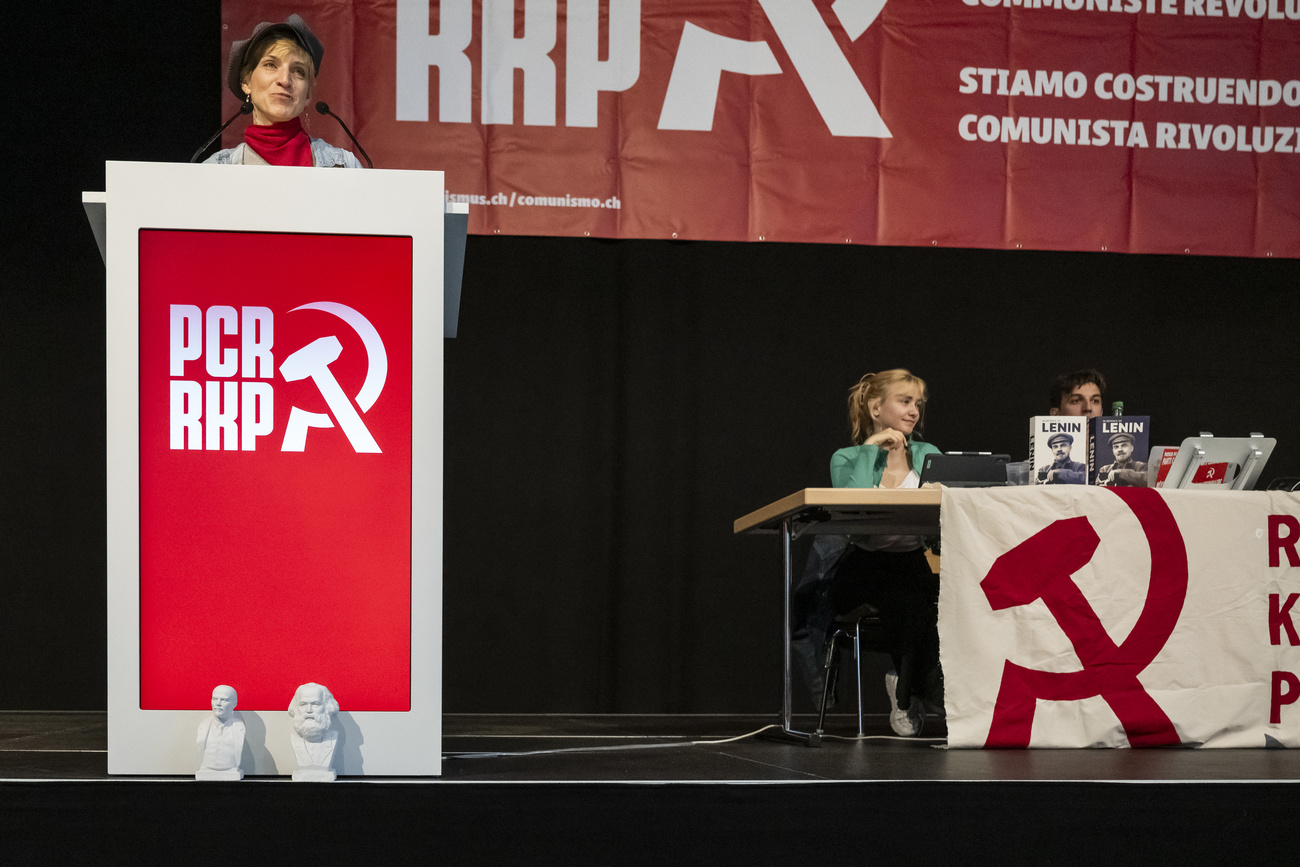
[1191,462,1231,485]
[1154,448,1178,488]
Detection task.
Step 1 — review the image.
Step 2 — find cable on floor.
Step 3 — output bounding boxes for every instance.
[444,725,946,758]
[818,734,946,743]
[444,724,780,759]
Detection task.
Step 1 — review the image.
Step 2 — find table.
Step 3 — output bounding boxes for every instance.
[734,488,942,746]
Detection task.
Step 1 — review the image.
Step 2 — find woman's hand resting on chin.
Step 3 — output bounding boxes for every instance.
[865,428,909,451]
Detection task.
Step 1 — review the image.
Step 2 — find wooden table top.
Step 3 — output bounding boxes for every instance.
[733,487,943,536]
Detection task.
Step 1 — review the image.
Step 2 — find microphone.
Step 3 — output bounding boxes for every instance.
[315,102,374,169]
[189,102,254,163]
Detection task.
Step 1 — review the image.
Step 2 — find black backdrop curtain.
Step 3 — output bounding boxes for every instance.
[2,3,1297,711]
[445,237,1300,712]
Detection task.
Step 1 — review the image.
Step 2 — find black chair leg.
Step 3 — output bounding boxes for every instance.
[816,629,843,734]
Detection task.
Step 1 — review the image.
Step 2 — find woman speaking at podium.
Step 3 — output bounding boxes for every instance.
[205,15,362,168]
[828,369,942,737]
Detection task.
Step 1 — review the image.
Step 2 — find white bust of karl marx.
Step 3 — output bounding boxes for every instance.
[289,682,339,782]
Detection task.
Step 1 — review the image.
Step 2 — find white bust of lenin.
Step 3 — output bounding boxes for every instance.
[196,684,245,781]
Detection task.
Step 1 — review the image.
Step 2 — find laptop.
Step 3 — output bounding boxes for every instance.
[918,452,1010,487]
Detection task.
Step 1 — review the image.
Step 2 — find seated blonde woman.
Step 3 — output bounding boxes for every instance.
[828,369,942,736]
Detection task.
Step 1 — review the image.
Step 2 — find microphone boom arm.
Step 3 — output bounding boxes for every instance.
[189,102,254,163]
[315,102,374,169]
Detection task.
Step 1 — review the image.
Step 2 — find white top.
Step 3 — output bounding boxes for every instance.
[857,471,924,552]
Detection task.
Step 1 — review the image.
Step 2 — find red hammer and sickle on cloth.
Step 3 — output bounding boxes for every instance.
[979,488,1189,748]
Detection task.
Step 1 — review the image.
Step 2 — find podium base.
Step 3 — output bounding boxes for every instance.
[195,768,243,781]
[292,769,336,782]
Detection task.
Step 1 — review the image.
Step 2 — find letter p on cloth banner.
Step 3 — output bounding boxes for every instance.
[940,486,1300,748]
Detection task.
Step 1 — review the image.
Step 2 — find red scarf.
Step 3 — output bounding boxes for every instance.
[243,118,313,167]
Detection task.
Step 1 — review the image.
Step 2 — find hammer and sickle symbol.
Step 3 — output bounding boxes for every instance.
[979,488,1189,747]
[277,302,388,454]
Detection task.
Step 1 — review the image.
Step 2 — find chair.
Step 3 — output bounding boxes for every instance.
[814,552,940,737]
[815,602,884,736]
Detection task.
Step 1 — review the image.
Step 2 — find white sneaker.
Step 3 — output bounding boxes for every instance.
[885,670,924,736]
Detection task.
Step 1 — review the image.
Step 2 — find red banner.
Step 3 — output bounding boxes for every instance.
[222,0,1300,256]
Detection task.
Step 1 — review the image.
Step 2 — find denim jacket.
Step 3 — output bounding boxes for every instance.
[203,139,362,168]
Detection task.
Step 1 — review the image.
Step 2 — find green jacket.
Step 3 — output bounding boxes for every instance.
[829,440,942,488]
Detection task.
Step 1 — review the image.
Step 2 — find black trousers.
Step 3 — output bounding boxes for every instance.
[830,546,941,707]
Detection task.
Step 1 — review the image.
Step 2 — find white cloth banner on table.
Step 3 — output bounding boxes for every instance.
[939,486,1300,748]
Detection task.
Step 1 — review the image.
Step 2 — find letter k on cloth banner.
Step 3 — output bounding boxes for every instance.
[939,486,1300,748]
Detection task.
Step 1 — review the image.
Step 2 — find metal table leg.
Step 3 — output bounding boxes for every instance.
[777,518,819,746]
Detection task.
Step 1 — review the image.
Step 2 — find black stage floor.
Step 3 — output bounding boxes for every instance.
[4,712,1300,861]
[6,710,1300,782]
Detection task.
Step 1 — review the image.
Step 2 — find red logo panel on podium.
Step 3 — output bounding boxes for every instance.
[138,229,413,711]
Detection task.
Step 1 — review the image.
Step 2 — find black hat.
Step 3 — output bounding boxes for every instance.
[1108,431,1135,447]
[226,14,324,100]
[1047,432,1074,447]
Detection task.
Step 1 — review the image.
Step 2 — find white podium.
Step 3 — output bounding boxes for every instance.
[87,161,459,776]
